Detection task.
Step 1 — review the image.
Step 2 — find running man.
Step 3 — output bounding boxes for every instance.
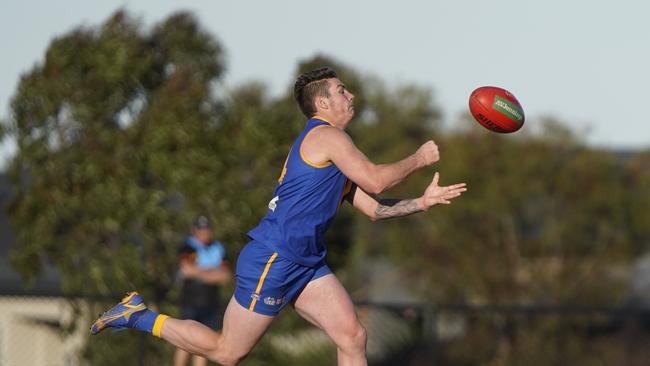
[91,67,467,366]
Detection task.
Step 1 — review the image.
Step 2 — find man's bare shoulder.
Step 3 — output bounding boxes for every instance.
[308,125,352,146]
[302,124,356,166]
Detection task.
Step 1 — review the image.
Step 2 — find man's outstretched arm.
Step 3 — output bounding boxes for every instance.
[309,127,439,195]
[347,172,467,221]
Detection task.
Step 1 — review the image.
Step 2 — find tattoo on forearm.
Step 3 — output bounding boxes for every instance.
[375,198,422,220]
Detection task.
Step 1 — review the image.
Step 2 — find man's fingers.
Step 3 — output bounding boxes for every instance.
[441,194,460,201]
[432,172,440,185]
[440,189,465,202]
[425,177,467,206]
[444,185,467,194]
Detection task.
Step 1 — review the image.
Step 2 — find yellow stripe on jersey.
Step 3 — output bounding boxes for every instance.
[299,125,333,168]
[312,116,334,126]
[278,151,290,183]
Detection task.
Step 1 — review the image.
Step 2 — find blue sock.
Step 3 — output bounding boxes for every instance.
[130,309,169,337]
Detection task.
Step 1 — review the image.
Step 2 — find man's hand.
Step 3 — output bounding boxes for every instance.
[180,260,200,278]
[180,259,233,284]
[419,172,467,210]
[416,141,440,167]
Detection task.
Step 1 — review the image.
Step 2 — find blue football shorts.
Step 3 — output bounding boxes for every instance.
[234,240,332,316]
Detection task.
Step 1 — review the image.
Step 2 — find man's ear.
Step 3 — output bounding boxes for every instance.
[315,95,329,111]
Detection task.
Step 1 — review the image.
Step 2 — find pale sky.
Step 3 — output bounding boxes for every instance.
[1,0,649,166]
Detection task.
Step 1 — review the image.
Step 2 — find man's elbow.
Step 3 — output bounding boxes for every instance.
[363,179,385,195]
[365,204,380,222]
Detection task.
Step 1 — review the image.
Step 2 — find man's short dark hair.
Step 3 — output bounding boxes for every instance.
[294,67,338,118]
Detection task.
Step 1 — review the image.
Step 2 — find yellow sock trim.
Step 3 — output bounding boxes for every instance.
[152,314,169,338]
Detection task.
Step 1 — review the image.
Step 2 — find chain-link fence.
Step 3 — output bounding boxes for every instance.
[357,302,650,366]
[0,295,84,366]
[2,293,650,366]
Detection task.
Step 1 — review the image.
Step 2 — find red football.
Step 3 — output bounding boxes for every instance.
[469,86,525,133]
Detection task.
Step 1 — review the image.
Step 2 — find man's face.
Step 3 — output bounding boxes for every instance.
[192,228,214,244]
[324,78,355,125]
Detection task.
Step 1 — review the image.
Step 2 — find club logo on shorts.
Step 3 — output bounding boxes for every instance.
[251,293,260,301]
[263,296,284,306]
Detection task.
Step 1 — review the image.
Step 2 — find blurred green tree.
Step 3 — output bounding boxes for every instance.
[3,9,372,364]
[626,150,650,254]
[5,10,233,365]
[346,114,650,364]
[6,10,225,300]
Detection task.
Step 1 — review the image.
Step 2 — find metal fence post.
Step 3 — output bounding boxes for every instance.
[420,305,439,365]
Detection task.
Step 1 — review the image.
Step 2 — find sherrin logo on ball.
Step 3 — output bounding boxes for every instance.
[469,86,525,133]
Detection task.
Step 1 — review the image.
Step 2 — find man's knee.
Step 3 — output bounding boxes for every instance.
[206,347,249,366]
[338,322,367,353]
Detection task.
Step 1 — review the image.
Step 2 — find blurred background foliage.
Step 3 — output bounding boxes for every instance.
[3,9,650,366]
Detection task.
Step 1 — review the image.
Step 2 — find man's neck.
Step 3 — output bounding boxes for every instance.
[312,114,343,130]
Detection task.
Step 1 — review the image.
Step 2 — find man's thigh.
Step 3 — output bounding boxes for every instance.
[293,273,361,339]
[220,296,275,355]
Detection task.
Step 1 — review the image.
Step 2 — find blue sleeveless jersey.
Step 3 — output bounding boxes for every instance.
[247,117,352,267]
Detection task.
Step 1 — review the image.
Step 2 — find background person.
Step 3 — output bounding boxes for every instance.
[174,215,232,366]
